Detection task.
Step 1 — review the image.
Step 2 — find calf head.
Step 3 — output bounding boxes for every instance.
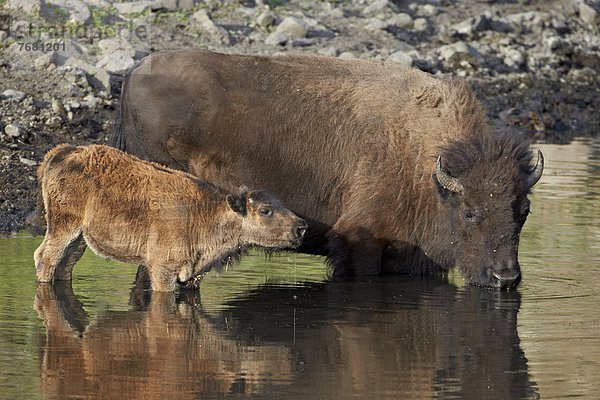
[434,135,544,289]
[227,187,307,250]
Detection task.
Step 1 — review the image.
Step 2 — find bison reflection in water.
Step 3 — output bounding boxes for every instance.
[35,275,538,399]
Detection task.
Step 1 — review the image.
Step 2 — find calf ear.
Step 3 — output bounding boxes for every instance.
[226,194,246,215]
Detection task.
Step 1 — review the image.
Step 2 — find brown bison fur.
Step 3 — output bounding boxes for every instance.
[116,50,543,288]
[34,144,307,291]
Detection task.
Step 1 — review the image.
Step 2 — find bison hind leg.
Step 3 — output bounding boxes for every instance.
[34,229,85,282]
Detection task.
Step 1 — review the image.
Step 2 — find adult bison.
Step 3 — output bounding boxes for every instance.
[116,49,543,289]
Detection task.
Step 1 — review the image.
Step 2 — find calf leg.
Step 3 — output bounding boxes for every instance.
[34,230,84,282]
[53,234,87,280]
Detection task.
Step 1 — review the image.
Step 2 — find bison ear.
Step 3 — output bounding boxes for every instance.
[226,194,246,215]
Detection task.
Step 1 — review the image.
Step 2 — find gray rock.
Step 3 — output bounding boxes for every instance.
[45,116,63,129]
[275,16,308,39]
[42,0,91,25]
[578,1,600,25]
[82,94,102,109]
[255,10,275,28]
[388,13,413,29]
[265,31,288,46]
[1,90,27,102]
[503,11,546,30]
[388,51,413,66]
[438,41,484,66]
[363,0,389,15]
[34,51,58,70]
[64,58,111,91]
[5,123,26,139]
[365,17,387,32]
[421,4,438,16]
[413,17,428,31]
[8,0,41,14]
[302,15,334,38]
[0,31,8,43]
[192,10,229,41]
[98,38,136,58]
[545,36,573,56]
[154,0,194,11]
[54,40,87,64]
[338,52,356,60]
[503,49,525,69]
[318,46,339,57]
[19,157,38,167]
[452,14,491,36]
[292,38,317,47]
[96,50,135,75]
[113,1,153,14]
[82,0,111,6]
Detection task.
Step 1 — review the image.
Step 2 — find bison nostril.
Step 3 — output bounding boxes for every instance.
[295,224,308,238]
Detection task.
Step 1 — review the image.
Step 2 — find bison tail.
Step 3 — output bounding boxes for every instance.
[111,114,126,150]
[110,60,140,151]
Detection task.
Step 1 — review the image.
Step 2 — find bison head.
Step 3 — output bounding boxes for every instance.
[433,135,543,289]
[227,187,308,250]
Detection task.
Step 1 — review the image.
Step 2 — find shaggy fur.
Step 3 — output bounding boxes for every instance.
[115,49,543,288]
[34,144,306,291]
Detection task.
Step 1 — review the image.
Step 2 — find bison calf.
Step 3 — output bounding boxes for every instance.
[34,144,307,291]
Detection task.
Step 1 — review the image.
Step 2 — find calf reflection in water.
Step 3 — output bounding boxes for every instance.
[35,275,538,399]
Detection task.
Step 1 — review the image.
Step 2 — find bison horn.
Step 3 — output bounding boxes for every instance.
[527,149,544,188]
[435,156,464,194]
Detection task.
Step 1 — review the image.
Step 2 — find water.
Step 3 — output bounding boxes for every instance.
[0,138,598,400]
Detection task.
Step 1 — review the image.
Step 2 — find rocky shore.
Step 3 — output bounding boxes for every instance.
[1,0,599,233]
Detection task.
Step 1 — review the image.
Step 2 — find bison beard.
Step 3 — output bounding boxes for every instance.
[115,49,543,289]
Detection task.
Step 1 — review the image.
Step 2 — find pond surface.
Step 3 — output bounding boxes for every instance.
[0,138,598,400]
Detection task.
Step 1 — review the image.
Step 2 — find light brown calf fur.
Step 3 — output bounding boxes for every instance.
[34,144,307,291]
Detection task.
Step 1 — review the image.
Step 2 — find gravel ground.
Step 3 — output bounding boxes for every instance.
[0,0,599,233]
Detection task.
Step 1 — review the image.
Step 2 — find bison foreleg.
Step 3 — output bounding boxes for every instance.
[326,227,383,276]
[147,266,179,292]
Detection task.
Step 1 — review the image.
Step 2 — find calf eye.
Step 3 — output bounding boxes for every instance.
[259,208,273,217]
[464,210,477,223]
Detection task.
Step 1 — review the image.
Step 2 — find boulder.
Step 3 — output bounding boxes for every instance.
[388,51,413,66]
[98,38,136,57]
[41,0,91,25]
[275,16,308,39]
[265,31,288,46]
[387,13,413,29]
[8,0,41,14]
[96,50,135,75]
[578,1,600,25]
[1,90,27,102]
[192,10,229,41]
[438,41,484,67]
[113,1,153,14]
[363,0,389,15]
[34,51,58,70]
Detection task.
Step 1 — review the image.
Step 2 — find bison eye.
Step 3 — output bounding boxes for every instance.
[464,210,477,223]
[259,208,273,217]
